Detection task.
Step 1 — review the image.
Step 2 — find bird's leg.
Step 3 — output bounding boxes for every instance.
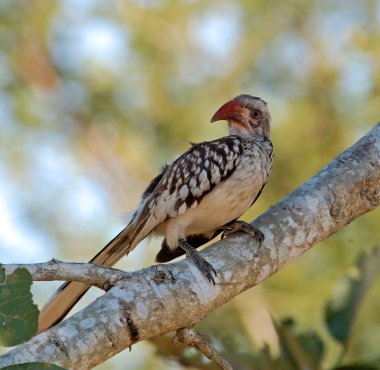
[221,220,264,245]
[178,238,217,285]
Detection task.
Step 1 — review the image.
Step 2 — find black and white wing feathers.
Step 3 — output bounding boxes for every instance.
[146,136,244,220]
[127,136,244,245]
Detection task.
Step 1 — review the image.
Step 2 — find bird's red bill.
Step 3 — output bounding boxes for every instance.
[210,100,242,123]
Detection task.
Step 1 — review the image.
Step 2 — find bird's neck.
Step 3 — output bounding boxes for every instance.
[228,124,270,141]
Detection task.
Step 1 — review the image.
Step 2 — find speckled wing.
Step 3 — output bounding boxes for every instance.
[145,136,244,221]
[127,136,243,243]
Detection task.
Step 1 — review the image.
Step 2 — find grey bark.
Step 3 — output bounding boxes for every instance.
[1,123,379,370]
[2,260,128,291]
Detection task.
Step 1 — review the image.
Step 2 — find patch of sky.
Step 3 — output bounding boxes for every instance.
[248,32,311,100]
[0,92,16,130]
[51,15,129,73]
[340,53,373,97]
[26,135,110,227]
[191,5,241,59]
[269,32,312,78]
[311,2,367,61]
[63,0,100,15]
[0,165,55,263]
[119,0,166,9]
[183,3,241,82]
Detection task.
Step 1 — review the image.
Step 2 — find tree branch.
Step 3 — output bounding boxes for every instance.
[1,259,128,291]
[173,327,233,370]
[1,124,379,369]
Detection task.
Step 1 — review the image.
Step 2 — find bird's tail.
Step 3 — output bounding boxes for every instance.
[37,220,144,334]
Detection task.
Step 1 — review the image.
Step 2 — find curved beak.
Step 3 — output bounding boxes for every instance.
[210,100,243,123]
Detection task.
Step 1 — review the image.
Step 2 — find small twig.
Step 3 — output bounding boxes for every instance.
[173,327,233,370]
[1,259,129,290]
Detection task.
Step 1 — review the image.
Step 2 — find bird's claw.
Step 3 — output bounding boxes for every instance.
[194,256,217,285]
[221,220,264,246]
[180,238,217,285]
[192,253,217,285]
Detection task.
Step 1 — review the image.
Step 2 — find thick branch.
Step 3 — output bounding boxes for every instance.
[1,124,379,369]
[1,260,128,290]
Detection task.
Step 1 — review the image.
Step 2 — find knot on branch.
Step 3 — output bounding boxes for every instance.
[329,201,342,219]
[360,176,379,207]
[119,301,140,344]
[49,334,69,358]
[152,266,176,284]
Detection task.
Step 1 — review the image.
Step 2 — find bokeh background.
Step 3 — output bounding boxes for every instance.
[0,0,379,369]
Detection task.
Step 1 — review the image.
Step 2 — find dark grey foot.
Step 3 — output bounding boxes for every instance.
[221,220,264,245]
[178,238,217,285]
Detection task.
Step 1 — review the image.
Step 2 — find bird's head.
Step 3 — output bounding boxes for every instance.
[210,94,271,140]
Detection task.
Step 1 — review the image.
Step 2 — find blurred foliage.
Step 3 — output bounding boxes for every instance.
[273,318,324,370]
[153,316,326,370]
[0,0,379,369]
[326,246,380,349]
[0,267,38,347]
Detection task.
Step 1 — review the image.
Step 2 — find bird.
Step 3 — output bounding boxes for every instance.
[37,94,274,333]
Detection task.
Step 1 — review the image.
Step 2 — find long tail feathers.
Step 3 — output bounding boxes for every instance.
[37,220,145,334]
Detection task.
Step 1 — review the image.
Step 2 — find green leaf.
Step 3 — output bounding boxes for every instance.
[1,363,67,370]
[0,267,39,346]
[274,318,324,370]
[325,246,380,346]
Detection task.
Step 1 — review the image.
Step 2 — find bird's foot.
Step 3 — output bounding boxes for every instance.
[192,253,217,285]
[178,239,217,285]
[221,220,264,245]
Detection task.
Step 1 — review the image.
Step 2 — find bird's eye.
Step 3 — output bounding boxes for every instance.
[251,109,262,119]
